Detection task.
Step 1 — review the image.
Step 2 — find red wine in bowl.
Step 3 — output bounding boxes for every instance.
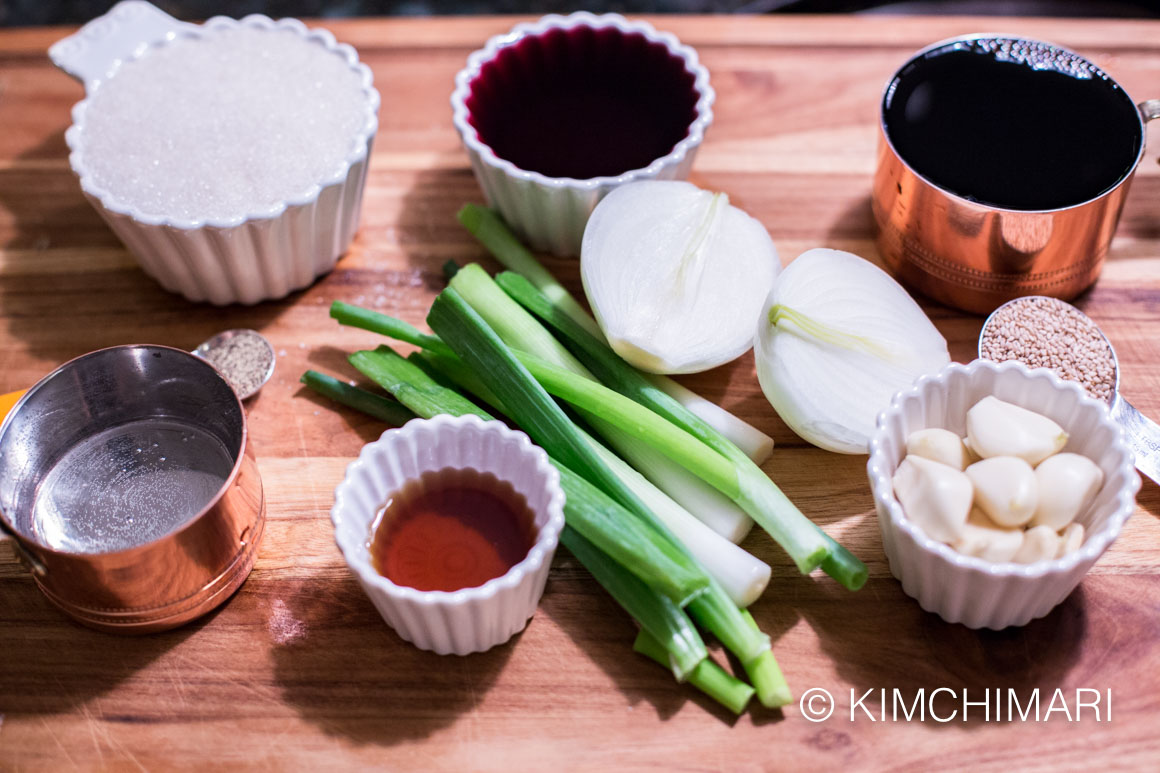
[466,26,700,181]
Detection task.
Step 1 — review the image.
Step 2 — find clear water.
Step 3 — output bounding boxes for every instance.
[31,419,235,554]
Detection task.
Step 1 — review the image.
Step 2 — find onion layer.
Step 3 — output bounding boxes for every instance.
[754,248,950,454]
[581,181,780,375]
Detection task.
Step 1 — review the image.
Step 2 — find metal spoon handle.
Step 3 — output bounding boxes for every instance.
[1111,396,1160,486]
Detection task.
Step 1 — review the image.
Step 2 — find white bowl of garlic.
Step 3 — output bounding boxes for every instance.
[867,359,1140,629]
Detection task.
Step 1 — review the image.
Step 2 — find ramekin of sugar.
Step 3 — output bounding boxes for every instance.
[50,1,380,305]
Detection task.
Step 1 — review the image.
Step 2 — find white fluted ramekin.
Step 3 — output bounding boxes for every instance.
[50,1,379,305]
[450,12,714,256]
[331,415,566,655]
[868,360,1139,630]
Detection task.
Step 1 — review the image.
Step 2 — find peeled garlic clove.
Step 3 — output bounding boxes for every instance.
[966,396,1068,466]
[966,456,1038,527]
[892,455,973,542]
[906,428,971,470]
[952,507,1024,562]
[1013,525,1062,564]
[1031,453,1104,530]
[1056,522,1085,558]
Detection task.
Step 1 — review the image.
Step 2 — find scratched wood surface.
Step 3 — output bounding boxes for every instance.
[1,14,1159,772]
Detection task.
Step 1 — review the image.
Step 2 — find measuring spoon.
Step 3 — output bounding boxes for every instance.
[0,329,275,422]
[979,297,1160,486]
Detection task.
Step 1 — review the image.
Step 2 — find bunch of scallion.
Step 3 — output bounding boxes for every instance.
[302,207,865,716]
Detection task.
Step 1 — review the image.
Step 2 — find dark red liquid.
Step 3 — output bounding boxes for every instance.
[466,26,700,180]
[369,467,536,592]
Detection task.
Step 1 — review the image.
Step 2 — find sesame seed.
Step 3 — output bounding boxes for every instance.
[980,296,1116,402]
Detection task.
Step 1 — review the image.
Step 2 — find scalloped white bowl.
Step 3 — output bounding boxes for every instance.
[451,12,714,256]
[331,415,566,655]
[51,2,380,305]
[867,359,1140,629]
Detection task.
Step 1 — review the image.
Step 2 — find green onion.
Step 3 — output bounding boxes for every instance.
[426,288,770,664]
[564,528,706,681]
[331,296,858,589]
[450,263,590,375]
[457,203,603,339]
[553,464,710,607]
[583,430,771,608]
[633,629,755,715]
[299,370,415,426]
[457,203,774,463]
[331,301,452,356]
[589,420,754,544]
[349,346,486,421]
[497,271,867,589]
[427,288,645,517]
[738,610,792,708]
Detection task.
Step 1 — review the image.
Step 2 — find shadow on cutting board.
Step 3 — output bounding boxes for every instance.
[0,572,203,716]
[0,126,289,368]
[538,550,797,726]
[394,161,590,319]
[784,575,1089,728]
[269,574,512,745]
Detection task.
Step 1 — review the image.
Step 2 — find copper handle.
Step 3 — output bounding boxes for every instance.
[1139,99,1160,122]
[0,390,39,572]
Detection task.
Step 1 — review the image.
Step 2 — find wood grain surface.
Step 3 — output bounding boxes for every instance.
[2,14,1160,772]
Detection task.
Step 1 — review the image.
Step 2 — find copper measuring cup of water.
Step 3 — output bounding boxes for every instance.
[873,35,1160,314]
[0,345,265,633]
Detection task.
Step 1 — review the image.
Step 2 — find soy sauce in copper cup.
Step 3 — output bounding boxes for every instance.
[0,345,265,633]
[873,35,1160,313]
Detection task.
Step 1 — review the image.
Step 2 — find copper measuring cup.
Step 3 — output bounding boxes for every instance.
[873,35,1160,314]
[0,345,265,633]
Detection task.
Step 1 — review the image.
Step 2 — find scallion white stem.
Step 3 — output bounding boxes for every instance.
[585,414,754,544]
[583,425,771,607]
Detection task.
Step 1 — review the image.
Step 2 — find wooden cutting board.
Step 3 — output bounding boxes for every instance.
[1,14,1158,771]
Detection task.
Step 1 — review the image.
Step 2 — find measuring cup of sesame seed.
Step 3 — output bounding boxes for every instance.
[192,329,275,400]
[979,295,1160,485]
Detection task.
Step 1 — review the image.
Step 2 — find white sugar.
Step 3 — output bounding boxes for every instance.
[79,26,370,223]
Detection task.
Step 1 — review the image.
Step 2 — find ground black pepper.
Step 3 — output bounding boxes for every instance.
[202,330,274,398]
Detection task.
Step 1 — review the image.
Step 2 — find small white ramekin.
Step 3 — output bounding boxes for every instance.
[50,1,380,305]
[331,415,566,655]
[867,359,1139,630]
[450,12,714,256]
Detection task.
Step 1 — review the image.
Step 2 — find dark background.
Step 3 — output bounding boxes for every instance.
[3,1,1160,26]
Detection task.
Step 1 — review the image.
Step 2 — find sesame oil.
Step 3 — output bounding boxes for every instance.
[368,467,536,592]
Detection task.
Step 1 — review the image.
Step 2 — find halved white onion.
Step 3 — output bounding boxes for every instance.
[581,181,780,374]
[754,248,950,454]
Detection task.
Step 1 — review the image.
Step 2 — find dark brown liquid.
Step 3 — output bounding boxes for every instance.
[883,40,1141,210]
[466,26,699,179]
[368,467,537,592]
